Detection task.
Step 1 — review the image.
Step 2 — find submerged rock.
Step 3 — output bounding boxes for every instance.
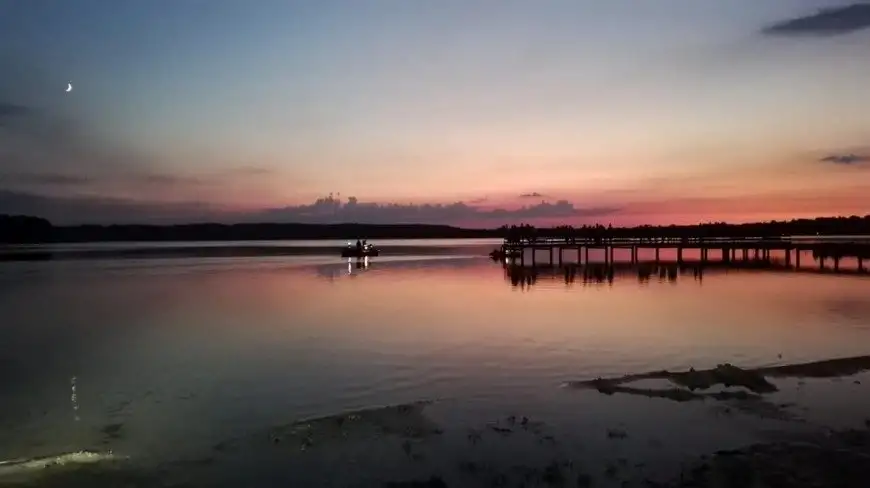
[385,475,448,488]
[568,355,870,399]
[669,363,777,394]
[542,461,565,485]
[269,401,443,451]
[607,428,628,439]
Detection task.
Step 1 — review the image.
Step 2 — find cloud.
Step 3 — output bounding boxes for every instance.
[135,173,205,186]
[0,166,283,206]
[251,195,621,225]
[0,190,622,226]
[820,153,870,165]
[518,192,547,199]
[125,167,276,188]
[0,172,90,186]
[230,166,274,176]
[0,190,226,225]
[0,169,204,192]
[0,102,30,119]
[0,98,151,181]
[762,4,870,37]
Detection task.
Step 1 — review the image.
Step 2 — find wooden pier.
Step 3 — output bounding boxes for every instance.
[497,237,870,272]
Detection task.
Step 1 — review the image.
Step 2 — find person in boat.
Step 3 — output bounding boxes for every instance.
[362,239,368,250]
[355,239,362,253]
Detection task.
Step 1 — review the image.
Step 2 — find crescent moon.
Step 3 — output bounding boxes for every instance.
[66,82,73,93]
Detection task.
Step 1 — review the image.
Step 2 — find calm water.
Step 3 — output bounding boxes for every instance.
[2,239,870,486]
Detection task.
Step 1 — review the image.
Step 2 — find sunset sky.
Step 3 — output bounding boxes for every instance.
[1,0,869,226]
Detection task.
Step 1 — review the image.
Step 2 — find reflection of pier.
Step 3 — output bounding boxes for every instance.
[500,237,870,272]
[506,263,685,288]
[504,258,870,288]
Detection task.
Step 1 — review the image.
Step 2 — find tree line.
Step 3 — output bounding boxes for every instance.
[497,216,870,242]
[2,214,870,244]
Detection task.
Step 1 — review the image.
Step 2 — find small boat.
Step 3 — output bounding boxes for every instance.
[341,244,379,258]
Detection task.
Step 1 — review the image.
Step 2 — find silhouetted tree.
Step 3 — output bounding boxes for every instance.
[0,215,53,243]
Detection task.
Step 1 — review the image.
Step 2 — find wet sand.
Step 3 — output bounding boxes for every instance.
[660,426,870,488]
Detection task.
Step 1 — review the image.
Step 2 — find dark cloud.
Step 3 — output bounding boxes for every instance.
[0,101,150,179]
[467,196,489,204]
[518,192,547,198]
[0,169,206,192]
[762,4,870,37]
[250,195,621,225]
[0,166,277,199]
[0,102,30,119]
[136,173,205,186]
[0,190,225,225]
[0,172,90,186]
[820,153,870,165]
[230,166,274,176]
[128,168,273,187]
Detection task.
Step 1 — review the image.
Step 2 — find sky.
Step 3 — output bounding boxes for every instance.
[1,0,869,226]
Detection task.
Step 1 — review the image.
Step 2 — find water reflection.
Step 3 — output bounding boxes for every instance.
[71,376,79,422]
[347,255,371,275]
[4,254,870,485]
[505,258,870,289]
[505,263,703,288]
[313,256,372,280]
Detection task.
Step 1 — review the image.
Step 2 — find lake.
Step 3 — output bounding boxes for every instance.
[2,239,870,487]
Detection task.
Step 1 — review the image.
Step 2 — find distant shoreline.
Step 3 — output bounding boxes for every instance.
[2,214,870,244]
[0,243,496,262]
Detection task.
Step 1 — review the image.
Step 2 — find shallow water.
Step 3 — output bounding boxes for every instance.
[2,241,870,486]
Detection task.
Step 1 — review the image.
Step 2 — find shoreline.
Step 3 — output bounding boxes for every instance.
[0,244,494,262]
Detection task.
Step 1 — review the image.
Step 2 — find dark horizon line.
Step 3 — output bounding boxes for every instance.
[4,212,870,230]
[3,213,870,244]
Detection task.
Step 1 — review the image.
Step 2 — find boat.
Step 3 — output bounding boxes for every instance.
[341,244,379,258]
